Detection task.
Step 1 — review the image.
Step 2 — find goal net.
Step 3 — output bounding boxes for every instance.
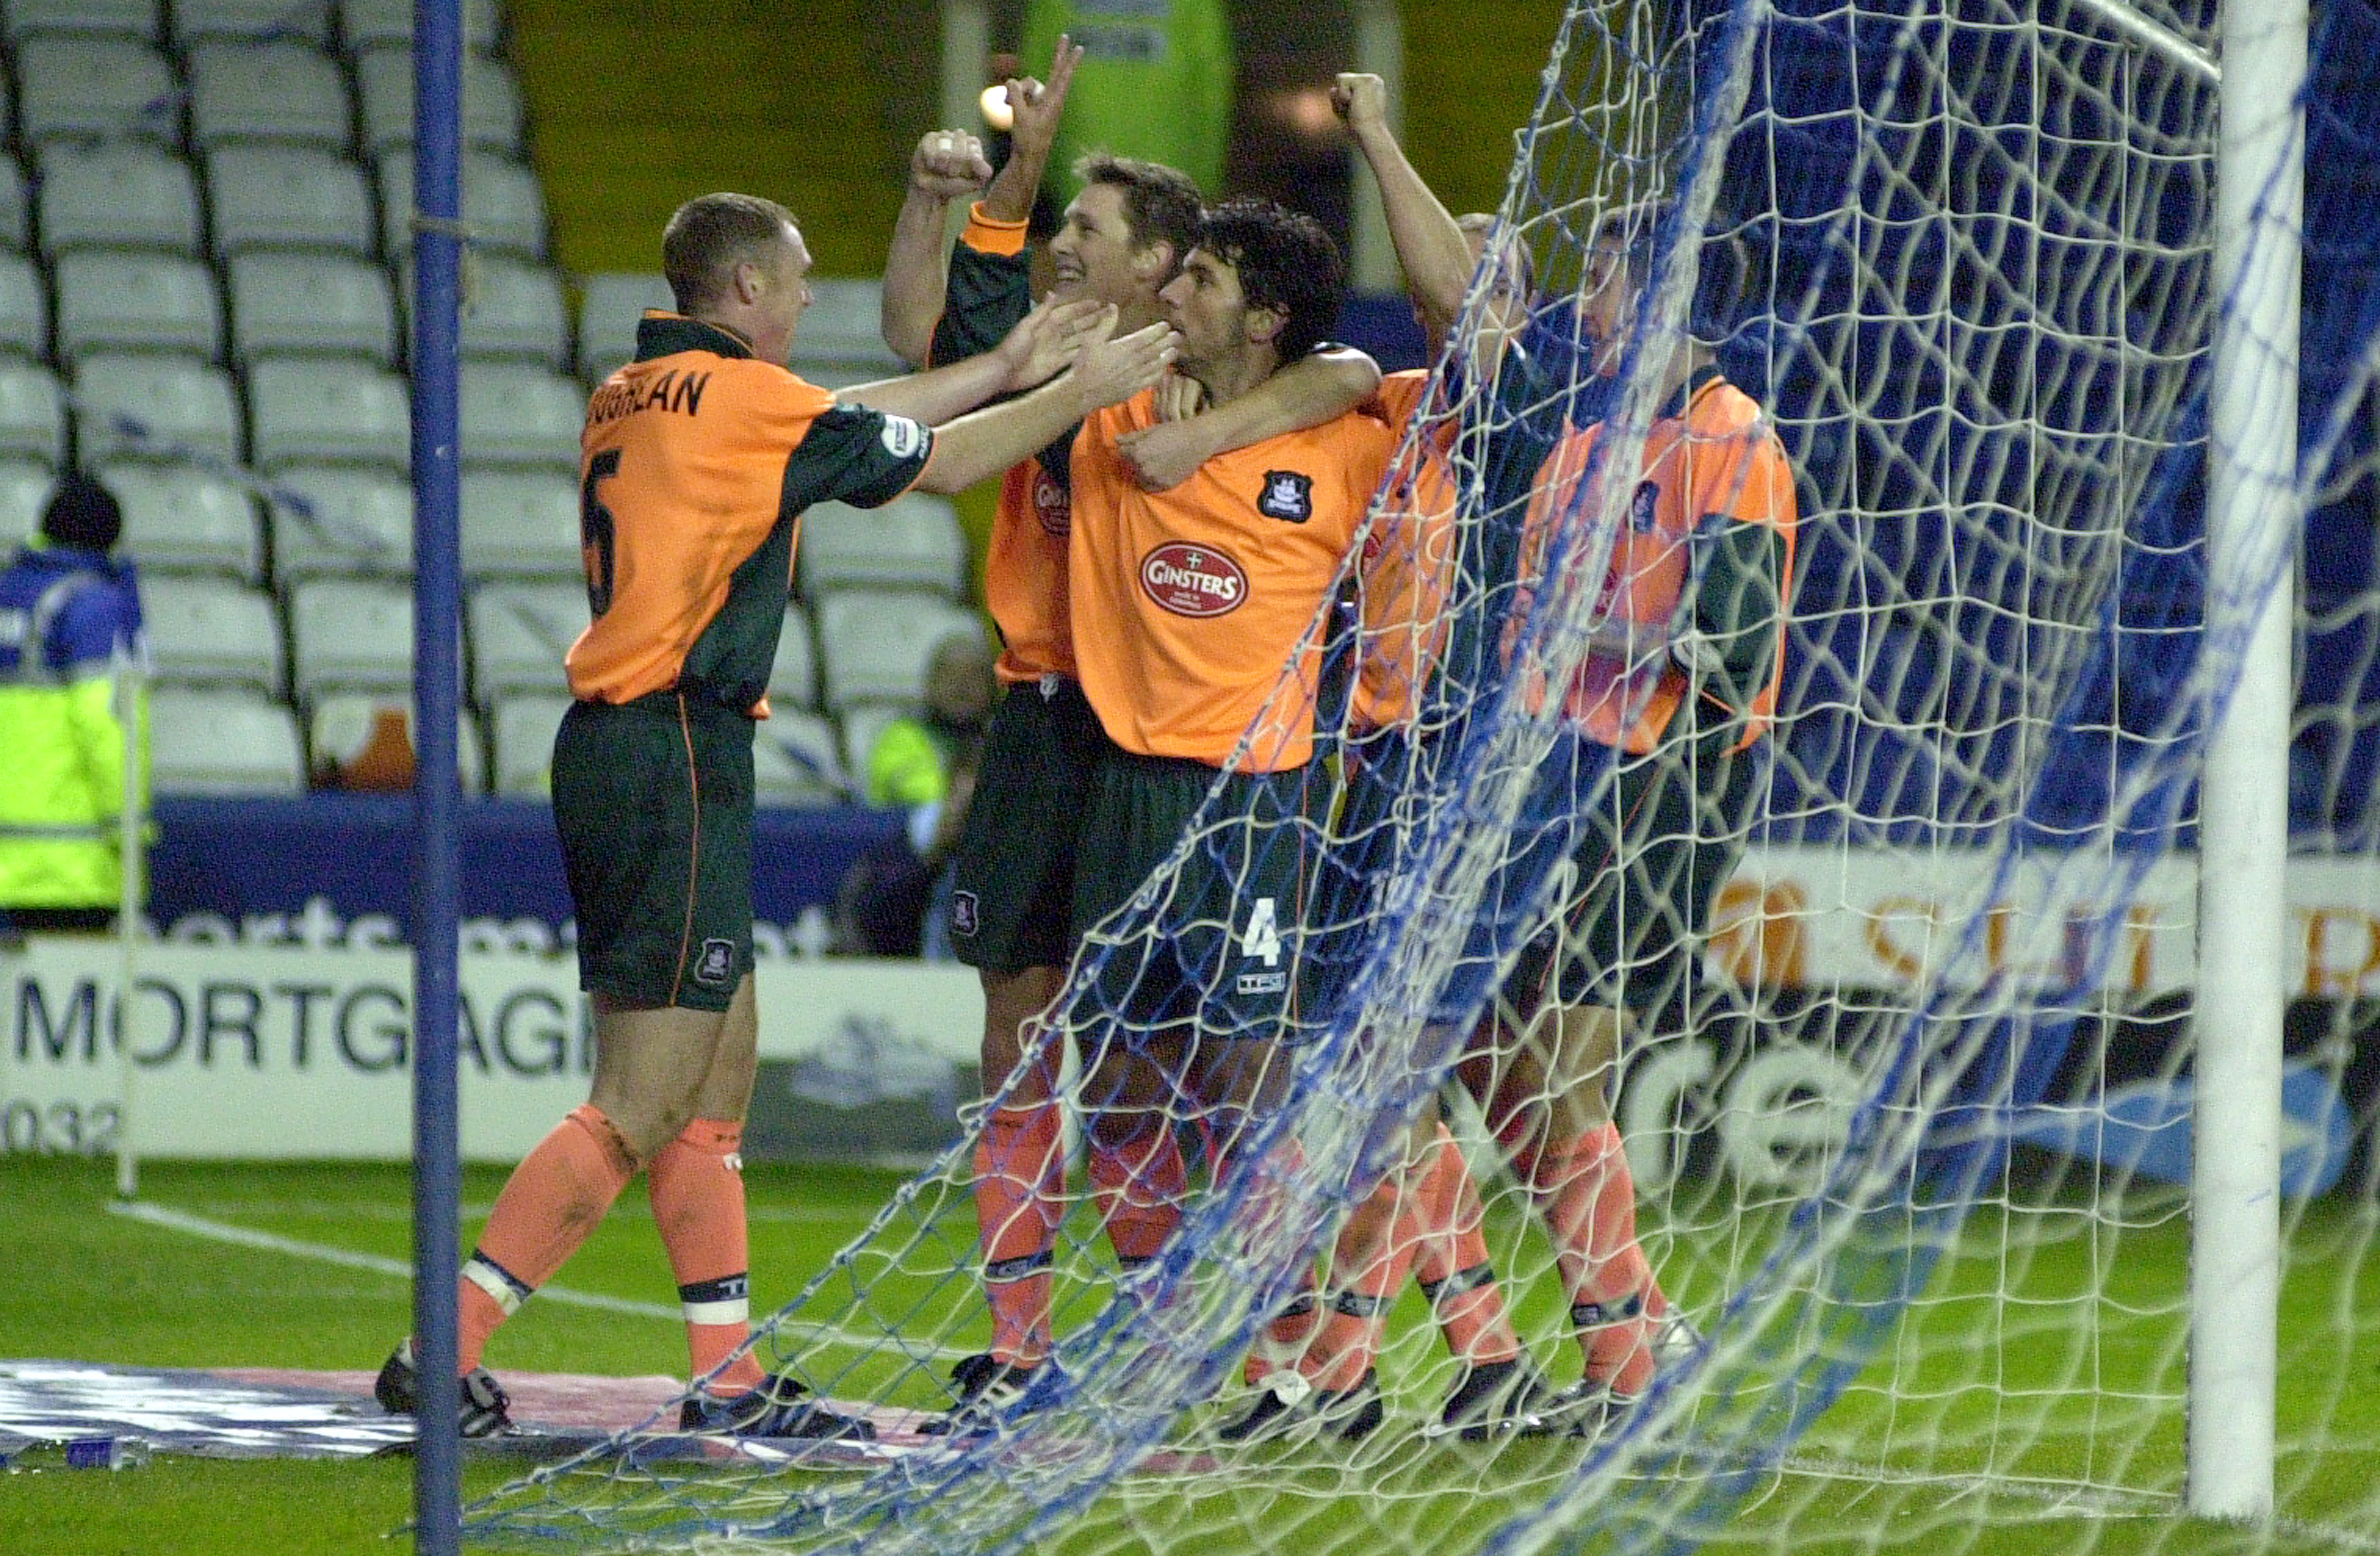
[466,0,2380,1552]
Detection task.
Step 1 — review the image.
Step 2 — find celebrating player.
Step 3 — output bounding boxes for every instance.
[1467,193,1798,1430]
[877,37,1381,1431]
[1218,75,1562,1443]
[374,190,1175,1441]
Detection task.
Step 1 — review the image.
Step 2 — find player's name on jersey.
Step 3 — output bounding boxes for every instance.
[587,369,713,424]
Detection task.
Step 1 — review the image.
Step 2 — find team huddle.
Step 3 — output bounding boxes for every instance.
[374,40,1797,1447]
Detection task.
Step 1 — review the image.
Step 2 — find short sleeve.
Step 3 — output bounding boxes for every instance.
[783,403,936,512]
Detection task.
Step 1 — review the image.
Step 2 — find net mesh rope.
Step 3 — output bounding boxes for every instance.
[467,1,2380,1551]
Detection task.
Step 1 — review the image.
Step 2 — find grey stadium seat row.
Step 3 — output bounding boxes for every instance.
[0,24,522,155]
[139,574,976,719]
[0,140,546,263]
[0,350,583,477]
[139,580,956,803]
[2,0,503,51]
[0,245,569,369]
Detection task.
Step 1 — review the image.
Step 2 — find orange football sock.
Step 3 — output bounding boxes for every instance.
[1087,1123,1187,1268]
[1525,1122,1656,1394]
[1409,1124,1522,1366]
[459,1103,638,1372]
[972,1103,1067,1366]
[1304,1169,1420,1391]
[647,1117,765,1394]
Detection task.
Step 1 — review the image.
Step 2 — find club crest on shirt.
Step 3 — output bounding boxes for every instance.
[693,938,735,987]
[1631,479,1661,533]
[950,891,979,937]
[879,414,928,460]
[1140,542,1247,618]
[1031,465,1071,537]
[1258,470,1314,523]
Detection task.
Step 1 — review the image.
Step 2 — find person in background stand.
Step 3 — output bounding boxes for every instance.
[849,629,999,961]
[0,472,147,943]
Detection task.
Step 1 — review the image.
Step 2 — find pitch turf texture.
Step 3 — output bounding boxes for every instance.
[2,1154,2372,1556]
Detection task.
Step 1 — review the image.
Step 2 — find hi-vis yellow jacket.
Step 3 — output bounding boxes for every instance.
[0,541,149,911]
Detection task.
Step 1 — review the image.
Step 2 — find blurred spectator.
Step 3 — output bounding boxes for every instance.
[836,630,997,958]
[1020,0,1235,202]
[0,472,148,940]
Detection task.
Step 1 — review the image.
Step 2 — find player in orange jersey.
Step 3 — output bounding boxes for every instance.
[1460,195,1798,1434]
[376,190,1176,1443]
[1047,196,1402,1442]
[880,38,1382,1431]
[1215,76,1566,1443]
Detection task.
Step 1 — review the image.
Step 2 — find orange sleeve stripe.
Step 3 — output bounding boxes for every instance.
[963,204,1031,258]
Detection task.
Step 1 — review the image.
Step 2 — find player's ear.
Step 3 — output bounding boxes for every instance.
[731,258,765,306]
[1132,240,1175,283]
[1245,302,1287,347]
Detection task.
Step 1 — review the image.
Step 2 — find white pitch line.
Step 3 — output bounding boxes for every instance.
[107,1199,967,1361]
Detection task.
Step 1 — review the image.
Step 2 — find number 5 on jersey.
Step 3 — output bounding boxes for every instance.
[580,448,621,616]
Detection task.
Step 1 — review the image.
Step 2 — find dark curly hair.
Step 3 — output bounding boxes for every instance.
[1195,197,1345,363]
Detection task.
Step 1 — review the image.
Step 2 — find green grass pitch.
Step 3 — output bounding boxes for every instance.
[1,1152,2372,1556]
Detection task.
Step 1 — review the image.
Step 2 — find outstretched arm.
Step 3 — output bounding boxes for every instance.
[881,128,995,366]
[914,314,1179,494]
[842,297,1111,425]
[1112,346,1383,491]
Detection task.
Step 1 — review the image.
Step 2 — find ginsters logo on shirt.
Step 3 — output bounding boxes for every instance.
[1258,470,1314,522]
[1140,542,1247,617]
[1032,465,1071,537]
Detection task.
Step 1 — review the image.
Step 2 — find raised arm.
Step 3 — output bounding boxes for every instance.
[1334,73,1495,352]
[914,313,1178,494]
[978,36,1082,226]
[881,128,995,366]
[1111,345,1382,491]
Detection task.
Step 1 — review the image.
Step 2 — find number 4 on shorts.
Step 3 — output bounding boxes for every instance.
[1239,896,1281,967]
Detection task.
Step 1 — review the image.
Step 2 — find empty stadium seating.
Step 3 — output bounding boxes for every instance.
[185,38,352,148]
[97,461,262,580]
[142,574,284,691]
[287,575,415,700]
[248,355,410,469]
[797,494,970,598]
[268,463,413,579]
[813,590,987,708]
[149,685,306,793]
[36,141,202,256]
[0,4,987,808]
[225,251,400,364]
